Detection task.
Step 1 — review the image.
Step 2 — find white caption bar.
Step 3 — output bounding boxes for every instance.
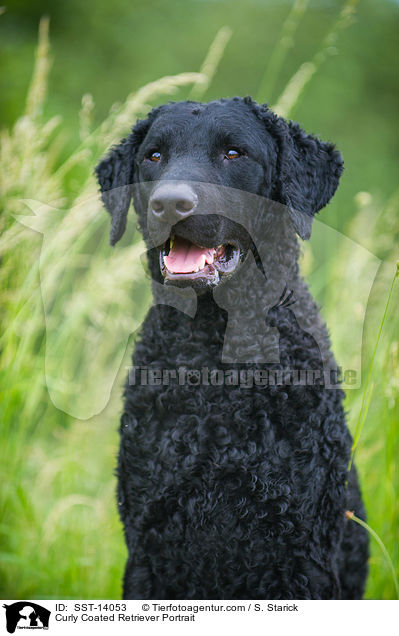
[1,600,397,636]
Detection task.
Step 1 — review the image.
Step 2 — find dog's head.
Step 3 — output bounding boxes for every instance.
[96,97,343,292]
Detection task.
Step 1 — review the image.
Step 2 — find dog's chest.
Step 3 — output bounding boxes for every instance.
[123,377,326,519]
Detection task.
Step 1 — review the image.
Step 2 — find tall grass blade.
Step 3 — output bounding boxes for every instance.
[272,0,358,118]
[346,511,399,599]
[25,16,51,120]
[189,26,233,101]
[351,382,374,451]
[349,263,399,470]
[257,0,309,103]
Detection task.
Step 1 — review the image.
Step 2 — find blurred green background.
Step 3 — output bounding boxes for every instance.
[0,0,398,599]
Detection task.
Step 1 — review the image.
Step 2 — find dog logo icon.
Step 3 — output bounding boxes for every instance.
[2,602,50,633]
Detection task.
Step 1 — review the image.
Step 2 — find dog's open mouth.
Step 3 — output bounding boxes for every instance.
[160,235,241,285]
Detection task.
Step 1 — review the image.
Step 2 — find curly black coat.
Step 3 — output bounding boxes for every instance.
[96,97,369,599]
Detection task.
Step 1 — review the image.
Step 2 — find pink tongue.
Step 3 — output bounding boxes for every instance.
[164,237,215,273]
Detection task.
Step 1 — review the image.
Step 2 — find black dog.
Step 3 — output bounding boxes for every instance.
[96,97,369,599]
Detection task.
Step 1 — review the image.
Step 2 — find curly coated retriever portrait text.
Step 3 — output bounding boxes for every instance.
[96,97,369,599]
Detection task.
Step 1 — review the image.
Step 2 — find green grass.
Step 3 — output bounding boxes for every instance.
[1,7,398,599]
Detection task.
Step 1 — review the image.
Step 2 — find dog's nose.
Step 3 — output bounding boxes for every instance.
[149,183,198,224]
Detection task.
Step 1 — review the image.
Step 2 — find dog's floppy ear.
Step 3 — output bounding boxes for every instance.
[275,118,344,240]
[95,138,134,245]
[95,117,152,245]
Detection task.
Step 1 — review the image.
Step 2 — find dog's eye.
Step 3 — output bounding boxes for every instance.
[224,149,241,160]
[149,151,162,162]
